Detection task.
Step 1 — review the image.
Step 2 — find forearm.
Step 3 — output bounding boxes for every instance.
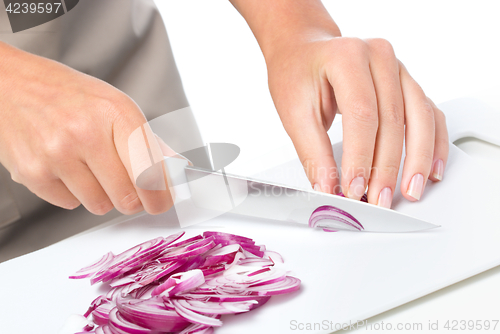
[229,0,341,61]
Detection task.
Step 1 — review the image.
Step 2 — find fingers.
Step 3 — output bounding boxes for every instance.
[399,63,436,201]
[112,99,174,215]
[325,39,446,206]
[85,141,144,215]
[325,40,379,200]
[428,99,449,182]
[275,80,339,194]
[25,178,81,210]
[272,37,447,207]
[365,39,405,208]
[56,160,114,215]
[7,157,81,210]
[290,122,339,194]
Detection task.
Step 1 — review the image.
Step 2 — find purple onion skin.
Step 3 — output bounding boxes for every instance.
[309,192,367,232]
[70,232,301,333]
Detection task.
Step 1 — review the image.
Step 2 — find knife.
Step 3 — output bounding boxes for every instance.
[182,165,439,233]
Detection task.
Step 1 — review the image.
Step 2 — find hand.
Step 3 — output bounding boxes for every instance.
[0,42,175,215]
[266,35,449,207]
[232,0,448,207]
[230,0,448,207]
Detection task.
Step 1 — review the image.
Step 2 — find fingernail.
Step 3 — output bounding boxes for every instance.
[377,187,392,208]
[347,176,365,200]
[432,159,444,181]
[407,173,424,200]
[313,183,322,192]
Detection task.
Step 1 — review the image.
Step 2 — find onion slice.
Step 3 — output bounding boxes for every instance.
[69,252,115,279]
[70,231,300,333]
[309,205,364,231]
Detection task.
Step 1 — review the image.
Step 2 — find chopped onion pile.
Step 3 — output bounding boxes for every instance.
[309,193,367,232]
[70,231,300,333]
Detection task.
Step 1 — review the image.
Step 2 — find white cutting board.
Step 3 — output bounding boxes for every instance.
[0,98,499,334]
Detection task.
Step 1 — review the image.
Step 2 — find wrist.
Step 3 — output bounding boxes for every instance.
[231,0,341,63]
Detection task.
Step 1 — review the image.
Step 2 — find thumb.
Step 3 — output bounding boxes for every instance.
[114,100,174,214]
[283,116,339,194]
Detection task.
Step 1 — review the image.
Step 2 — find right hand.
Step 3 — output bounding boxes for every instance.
[0,42,174,215]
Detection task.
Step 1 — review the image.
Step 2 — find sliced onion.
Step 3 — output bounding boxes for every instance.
[264,250,284,264]
[179,299,257,315]
[70,231,300,333]
[202,231,254,244]
[178,322,215,334]
[117,297,189,332]
[92,302,114,326]
[309,205,364,231]
[158,238,216,263]
[152,269,205,297]
[90,237,171,284]
[202,244,240,267]
[172,299,223,327]
[108,308,151,334]
[69,252,115,279]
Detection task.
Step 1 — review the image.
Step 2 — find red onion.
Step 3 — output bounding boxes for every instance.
[310,192,367,232]
[70,231,300,333]
[309,205,364,231]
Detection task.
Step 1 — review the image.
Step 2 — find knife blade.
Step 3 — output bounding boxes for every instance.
[183,166,439,232]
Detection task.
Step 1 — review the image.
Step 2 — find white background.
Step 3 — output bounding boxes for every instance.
[158,0,500,164]
[156,1,500,333]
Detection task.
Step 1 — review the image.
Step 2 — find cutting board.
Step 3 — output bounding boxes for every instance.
[0,98,499,334]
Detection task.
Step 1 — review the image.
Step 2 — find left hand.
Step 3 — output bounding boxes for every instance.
[265,35,448,207]
[231,0,448,208]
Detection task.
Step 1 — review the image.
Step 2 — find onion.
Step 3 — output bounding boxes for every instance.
[309,205,364,231]
[309,192,367,232]
[70,231,300,333]
[69,252,115,280]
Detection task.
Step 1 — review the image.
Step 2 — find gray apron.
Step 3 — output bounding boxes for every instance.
[0,0,205,258]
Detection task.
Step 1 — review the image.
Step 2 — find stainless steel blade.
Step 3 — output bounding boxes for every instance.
[184,166,439,232]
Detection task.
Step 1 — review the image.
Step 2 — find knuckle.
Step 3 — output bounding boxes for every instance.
[380,102,404,126]
[146,202,170,215]
[335,37,369,59]
[142,191,173,215]
[367,38,395,59]
[348,101,378,125]
[416,149,435,163]
[343,151,373,176]
[117,192,143,214]
[434,107,447,122]
[101,94,137,123]
[375,165,400,180]
[348,37,368,50]
[14,162,52,185]
[65,95,128,145]
[436,137,450,149]
[88,200,114,215]
[65,116,96,144]
[44,137,73,161]
[300,158,316,175]
[354,153,374,173]
[421,102,435,120]
[300,157,329,182]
